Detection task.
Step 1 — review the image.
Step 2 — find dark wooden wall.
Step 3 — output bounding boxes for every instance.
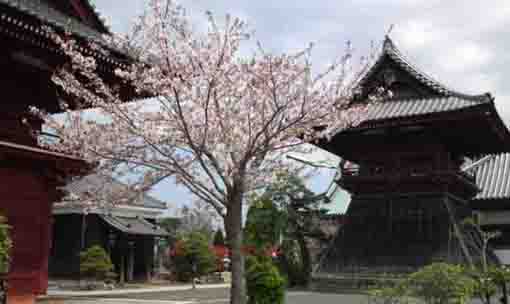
[50,214,156,282]
[49,214,82,277]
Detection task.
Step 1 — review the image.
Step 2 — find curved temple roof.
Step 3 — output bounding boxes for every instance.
[322,37,510,156]
[352,37,496,126]
[0,0,131,67]
[358,37,490,101]
[362,95,490,123]
[465,154,510,201]
[0,0,107,43]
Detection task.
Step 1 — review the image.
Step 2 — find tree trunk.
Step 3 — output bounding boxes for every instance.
[225,189,245,304]
[297,233,311,286]
[502,282,508,304]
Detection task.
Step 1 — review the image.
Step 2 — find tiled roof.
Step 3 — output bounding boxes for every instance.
[82,0,110,34]
[467,154,510,200]
[359,37,488,100]
[100,214,169,236]
[362,96,490,123]
[350,37,493,126]
[65,173,168,209]
[0,0,106,42]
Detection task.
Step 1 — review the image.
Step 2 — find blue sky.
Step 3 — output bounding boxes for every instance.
[91,0,510,216]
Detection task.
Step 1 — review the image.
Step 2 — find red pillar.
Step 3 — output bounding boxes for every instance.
[0,167,53,304]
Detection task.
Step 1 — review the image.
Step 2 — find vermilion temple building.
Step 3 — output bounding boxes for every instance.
[315,37,510,277]
[0,1,130,303]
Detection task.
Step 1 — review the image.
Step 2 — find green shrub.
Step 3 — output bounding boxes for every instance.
[172,231,216,282]
[407,263,475,304]
[79,245,114,281]
[246,255,286,304]
[464,265,510,304]
[0,215,11,274]
[368,285,413,304]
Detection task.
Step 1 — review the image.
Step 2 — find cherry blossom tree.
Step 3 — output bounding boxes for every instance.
[32,1,375,302]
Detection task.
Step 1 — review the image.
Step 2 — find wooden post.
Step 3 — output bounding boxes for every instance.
[119,253,125,285]
[146,238,152,282]
[443,198,473,267]
[127,241,135,282]
[79,213,87,283]
[388,199,393,234]
[80,213,87,250]
[119,239,125,286]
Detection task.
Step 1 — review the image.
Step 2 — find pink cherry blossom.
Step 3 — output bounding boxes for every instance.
[32,1,380,303]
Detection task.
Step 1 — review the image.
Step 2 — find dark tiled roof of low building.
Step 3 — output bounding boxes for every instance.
[65,173,168,209]
[466,154,510,200]
[100,214,169,236]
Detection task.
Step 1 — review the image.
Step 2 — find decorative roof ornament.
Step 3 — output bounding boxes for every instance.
[382,35,395,53]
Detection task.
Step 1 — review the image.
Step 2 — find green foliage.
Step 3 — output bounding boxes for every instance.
[246,255,286,304]
[79,245,114,281]
[173,231,216,282]
[213,230,225,246]
[370,263,510,304]
[276,239,307,287]
[368,285,413,304]
[265,172,326,286]
[463,266,497,304]
[464,265,510,304]
[488,265,510,285]
[407,263,475,304]
[244,196,286,250]
[159,217,181,243]
[0,215,11,274]
[244,172,328,287]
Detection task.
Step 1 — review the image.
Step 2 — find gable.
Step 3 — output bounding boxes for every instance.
[359,55,439,100]
[355,37,487,103]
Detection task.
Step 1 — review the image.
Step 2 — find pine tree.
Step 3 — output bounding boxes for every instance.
[213,230,226,246]
[80,245,114,281]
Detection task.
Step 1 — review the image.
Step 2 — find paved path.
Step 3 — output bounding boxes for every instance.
[46,284,230,297]
[50,288,368,304]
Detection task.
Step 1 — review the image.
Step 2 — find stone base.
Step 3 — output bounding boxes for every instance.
[309,275,403,294]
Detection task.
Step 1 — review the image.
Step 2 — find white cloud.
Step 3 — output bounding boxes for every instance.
[436,41,493,72]
[90,0,510,208]
[393,20,443,50]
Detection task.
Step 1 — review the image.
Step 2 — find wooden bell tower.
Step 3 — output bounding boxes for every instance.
[315,37,510,275]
